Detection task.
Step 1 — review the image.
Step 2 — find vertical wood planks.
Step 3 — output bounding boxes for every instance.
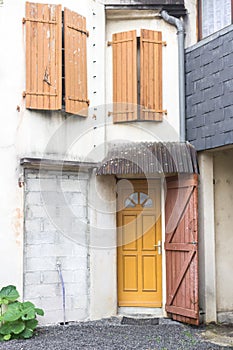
[112,30,137,122]
[64,8,88,115]
[25,2,62,110]
[165,175,199,325]
[140,29,163,121]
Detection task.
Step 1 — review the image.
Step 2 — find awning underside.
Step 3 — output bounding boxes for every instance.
[97,142,199,175]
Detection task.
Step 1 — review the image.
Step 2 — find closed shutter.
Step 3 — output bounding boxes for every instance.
[140,29,166,121]
[24,2,62,110]
[64,8,89,115]
[112,30,137,122]
[165,175,199,325]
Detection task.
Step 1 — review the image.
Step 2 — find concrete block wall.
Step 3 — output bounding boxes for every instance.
[185,25,233,151]
[24,169,89,325]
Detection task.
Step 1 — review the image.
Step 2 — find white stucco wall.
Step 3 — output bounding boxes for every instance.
[184,0,198,47]
[89,173,117,320]
[197,152,217,323]
[214,148,233,322]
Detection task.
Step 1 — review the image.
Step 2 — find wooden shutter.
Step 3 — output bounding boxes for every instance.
[165,175,199,325]
[140,29,166,121]
[111,30,137,122]
[24,2,62,110]
[64,8,89,115]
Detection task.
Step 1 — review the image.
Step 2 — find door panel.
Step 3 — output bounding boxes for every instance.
[123,255,138,291]
[117,180,162,307]
[142,255,157,291]
[165,175,199,325]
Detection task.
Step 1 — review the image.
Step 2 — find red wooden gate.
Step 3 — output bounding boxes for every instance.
[165,174,199,325]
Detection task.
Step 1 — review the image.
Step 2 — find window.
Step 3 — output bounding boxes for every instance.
[124,192,153,208]
[109,29,167,123]
[23,2,89,115]
[199,0,232,39]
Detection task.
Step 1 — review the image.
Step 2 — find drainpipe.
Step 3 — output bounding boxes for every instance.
[160,10,186,142]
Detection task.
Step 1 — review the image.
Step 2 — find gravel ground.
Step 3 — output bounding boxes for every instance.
[0,317,232,350]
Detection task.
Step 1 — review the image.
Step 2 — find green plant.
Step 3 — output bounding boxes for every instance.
[0,285,44,341]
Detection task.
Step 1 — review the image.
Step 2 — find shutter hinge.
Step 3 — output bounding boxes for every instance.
[142,109,167,115]
[67,25,89,37]
[107,38,134,46]
[22,91,57,97]
[67,97,90,105]
[22,17,57,25]
[141,39,167,46]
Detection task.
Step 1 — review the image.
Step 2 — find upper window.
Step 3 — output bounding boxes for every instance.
[109,29,167,123]
[23,2,89,115]
[199,0,232,39]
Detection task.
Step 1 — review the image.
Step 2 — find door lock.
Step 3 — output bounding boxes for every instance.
[154,240,162,255]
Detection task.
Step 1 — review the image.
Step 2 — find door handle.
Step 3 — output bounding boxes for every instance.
[154,240,162,255]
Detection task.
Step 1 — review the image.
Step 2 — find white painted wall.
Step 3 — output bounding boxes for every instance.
[89,173,117,320]
[184,0,198,47]
[197,152,217,323]
[214,148,233,322]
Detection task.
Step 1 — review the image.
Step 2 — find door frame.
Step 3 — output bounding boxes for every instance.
[116,177,166,312]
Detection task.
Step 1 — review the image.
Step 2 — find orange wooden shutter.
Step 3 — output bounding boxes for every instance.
[64,8,89,115]
[24,2,62,110]
[111,30,137,122]
[165,175,199,325]
[140,29,166,121]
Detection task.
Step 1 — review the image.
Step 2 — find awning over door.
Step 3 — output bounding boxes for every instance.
[97,142,199,175]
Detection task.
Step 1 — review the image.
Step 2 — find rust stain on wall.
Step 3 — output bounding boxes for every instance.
[12,208,23,245]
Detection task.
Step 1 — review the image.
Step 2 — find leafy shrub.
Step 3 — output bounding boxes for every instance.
[0,285,44,341]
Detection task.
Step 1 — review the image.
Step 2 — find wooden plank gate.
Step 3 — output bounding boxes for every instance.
[165,174,199,325]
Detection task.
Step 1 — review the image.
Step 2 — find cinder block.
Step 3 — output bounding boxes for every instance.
[65,282,87,297]
[26,205,47,219]
[26,257,58,272]
[26,231,58,245]
[58,256,87,271]
[24,283,59,300]
[59,179,87,193]
[24,271,41,286]
[25,219,42,233]
[25,192,43,205]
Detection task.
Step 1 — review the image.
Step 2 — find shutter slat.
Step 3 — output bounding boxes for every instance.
[64,8,88,115]
[112,30,137,123]
[25,2,62,110]
[140,29,164,121]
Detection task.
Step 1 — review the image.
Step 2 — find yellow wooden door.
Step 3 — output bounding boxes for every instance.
[117,180,162,307]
